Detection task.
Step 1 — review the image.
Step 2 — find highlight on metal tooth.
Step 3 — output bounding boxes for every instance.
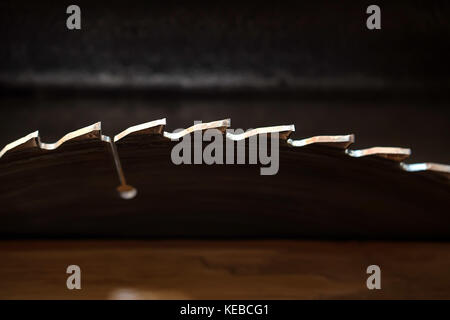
[0,122,102,159]
[287,134,354,149]
[39,122,102,150]
[345,147,411,161]
[400,162,450,178]
[225,124,295,141]
[2,120,448,194]
[0,131,39,159]
[0,122,137,200]
[163,118,231,141]
[114,118,167,143]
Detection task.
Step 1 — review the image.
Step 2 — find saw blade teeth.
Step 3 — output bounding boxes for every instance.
[114,118,166,143]
[0,122,102,158]
[0,131,40,159]
[287,134,354,149]
[2,120,449,189]
[164,118,231,141]
[39,122,102,150]
[400,162,450,179]
[226,124,295,141]
[345,147,411,161]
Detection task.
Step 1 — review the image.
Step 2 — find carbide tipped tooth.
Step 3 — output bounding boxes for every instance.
[0,131,40,159]
[164,118,231,141]
[400,162,450,179]
[0,122,136,200]
[287,134,354,149]
[0,122,102,159]
[346,147,411,162]
[39,122,102,150]
[226,124,295,141]
[114,118,166,143]
[2,119,449,201]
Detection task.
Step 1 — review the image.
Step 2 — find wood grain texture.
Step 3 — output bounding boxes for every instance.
[1,240,449,299]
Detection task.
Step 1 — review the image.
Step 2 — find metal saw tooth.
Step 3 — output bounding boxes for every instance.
[114,118,166,143]
[2,119,449,201]
[163,118,231,140]
[0,122,102,159]
[38,122,102,150]
[0,131,40,159]
[0,122,136,200]
[400,162,450,179]
[287,134,354,149]
[345,147,411,161]
[226,124,295,141]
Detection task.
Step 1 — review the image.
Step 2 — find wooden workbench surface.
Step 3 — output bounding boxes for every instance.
[1,240,449,299]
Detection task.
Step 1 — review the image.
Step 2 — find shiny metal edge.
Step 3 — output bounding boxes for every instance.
[0,131,40,159]
[287,134,354,149]
[164,119,231,141]
[346,147,411,161]
[400,162,450,179]
[0,122,102,158]
[114,118,167,143]
[0,122,136,199]
[226,124,295,141]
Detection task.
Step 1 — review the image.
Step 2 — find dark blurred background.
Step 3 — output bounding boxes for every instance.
[0,0,449,163]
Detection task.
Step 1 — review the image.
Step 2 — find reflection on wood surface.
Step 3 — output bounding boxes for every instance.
[0,240,449,299]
